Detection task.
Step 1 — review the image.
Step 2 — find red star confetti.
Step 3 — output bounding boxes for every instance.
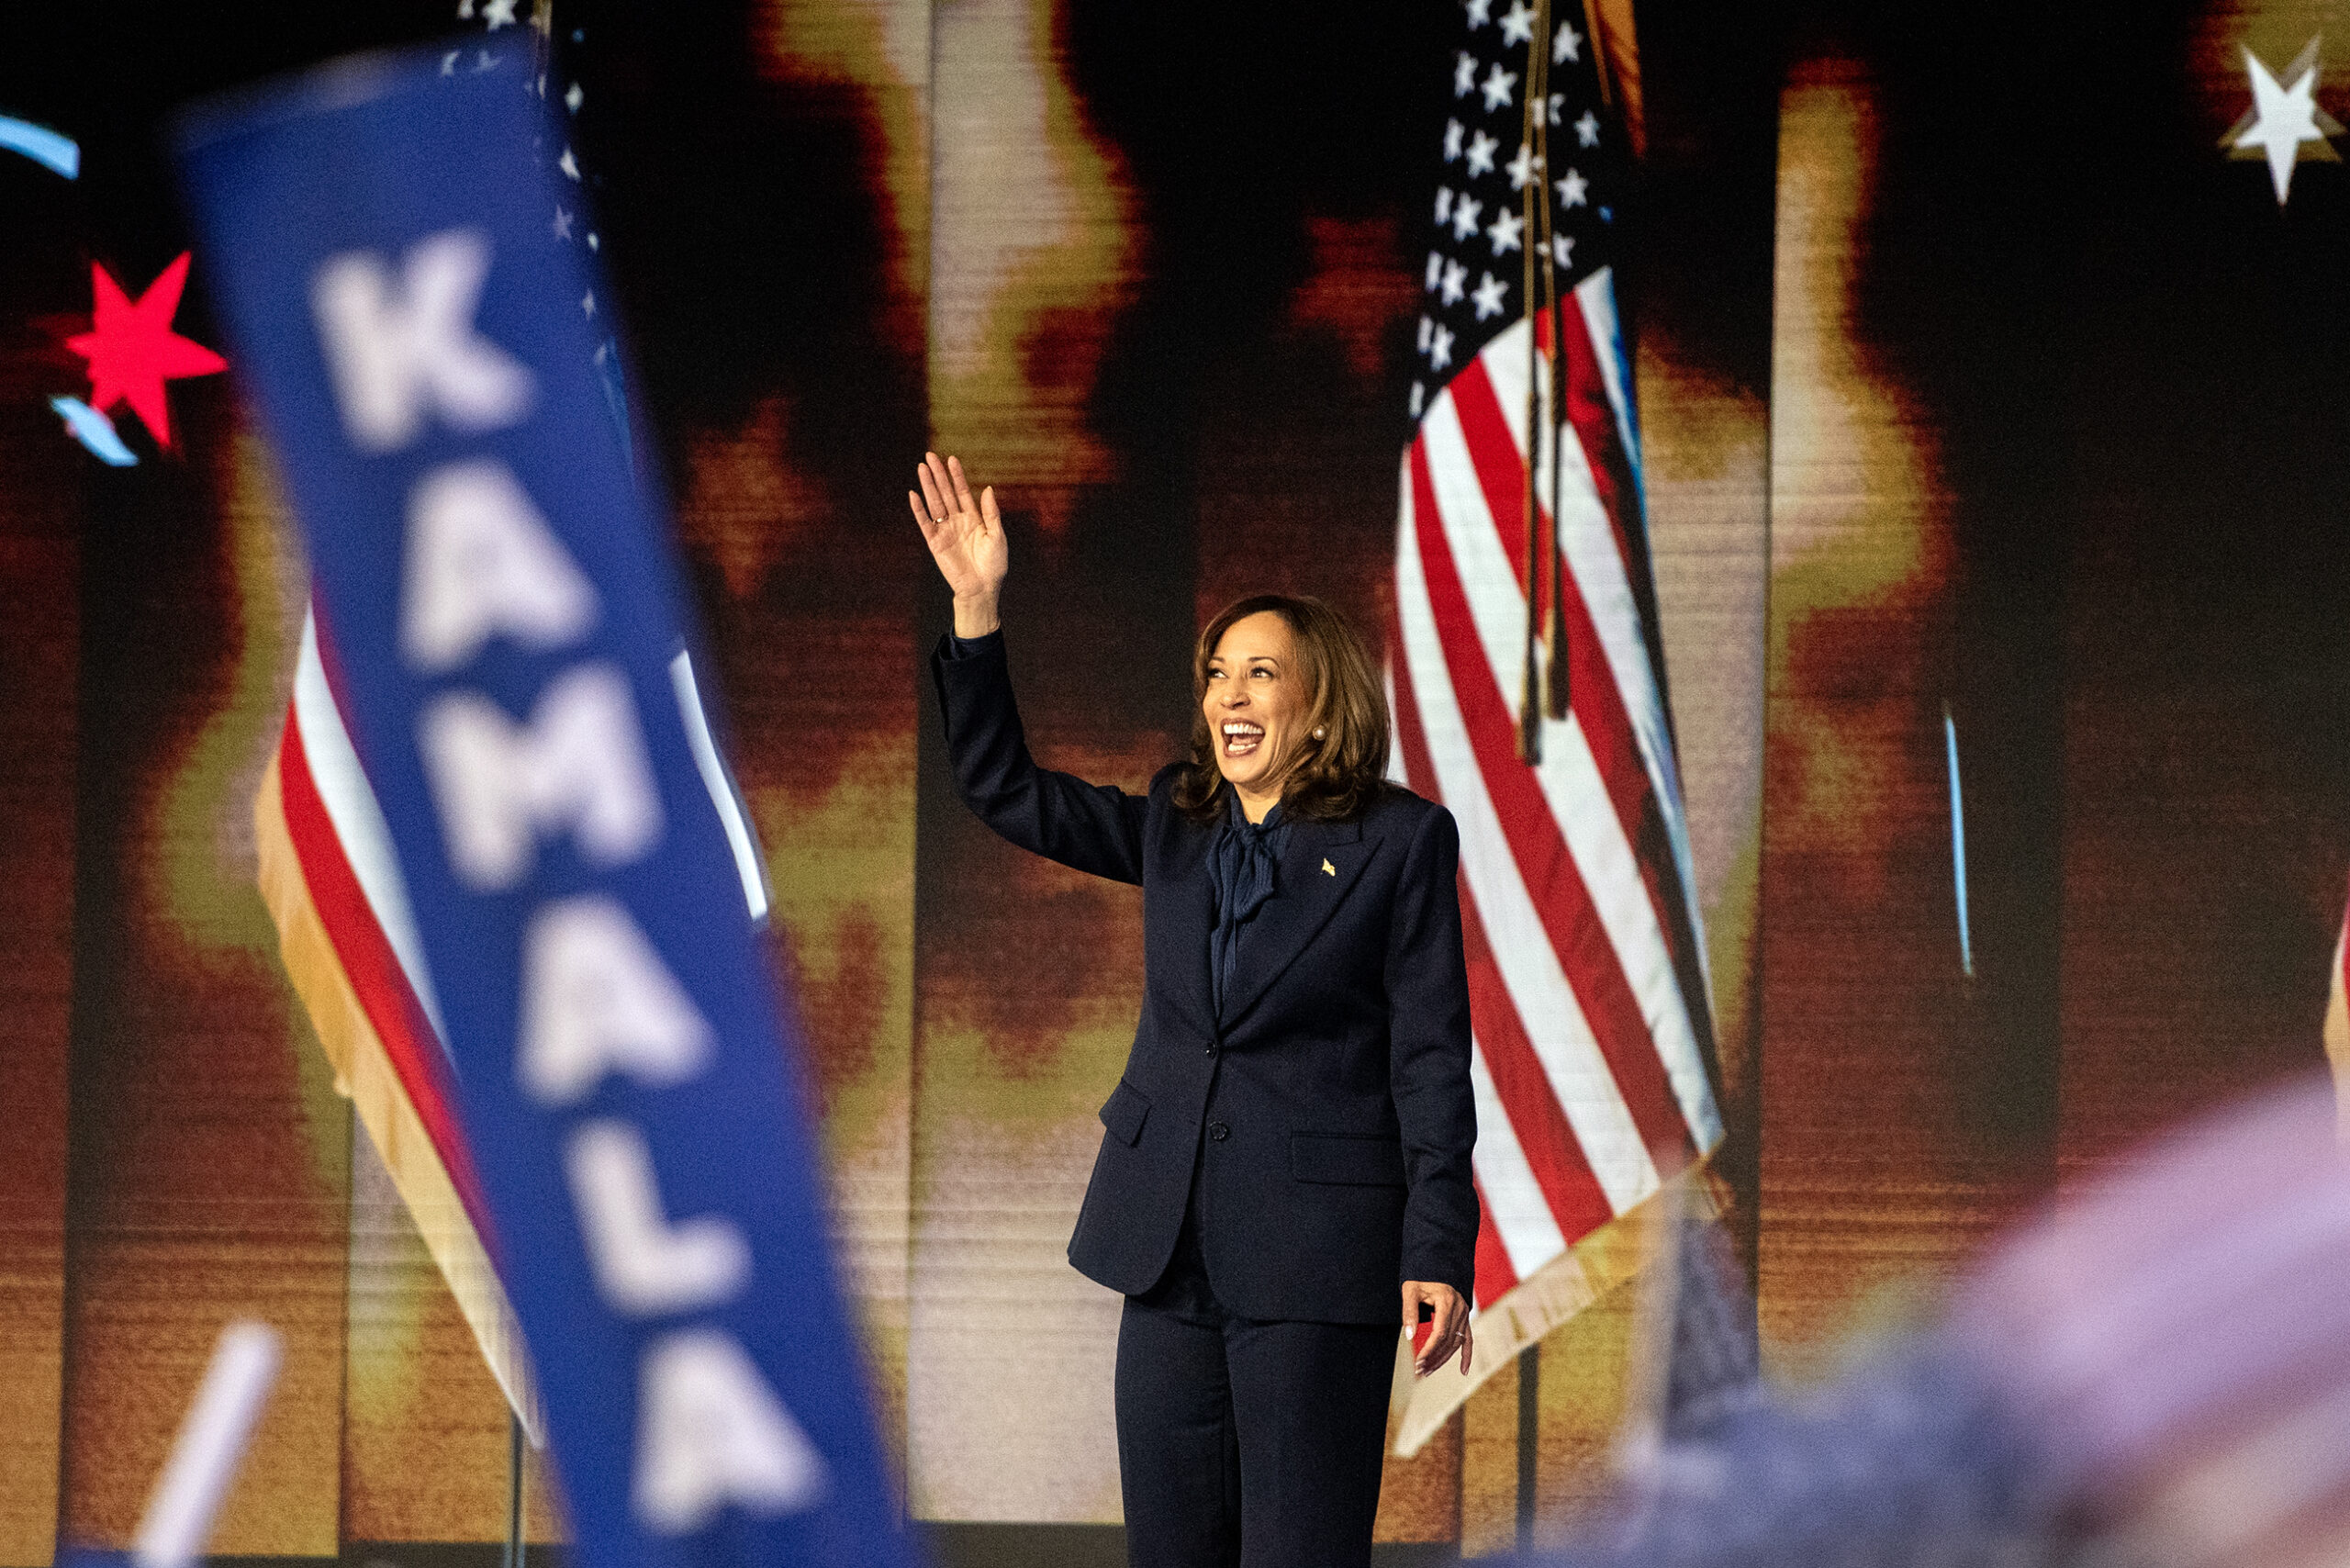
[65,253,229,449]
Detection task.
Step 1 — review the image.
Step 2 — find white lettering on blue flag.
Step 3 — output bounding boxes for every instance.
[311,229,535,452]
[178,45,901,1564]
[520,894,713,1105]
[419,666,663,889]
[402,457,599,673]
[635,1329,828,1529]
[565,1119,752,1316]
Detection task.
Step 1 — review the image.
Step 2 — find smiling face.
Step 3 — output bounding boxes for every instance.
[1203,610,1307,812]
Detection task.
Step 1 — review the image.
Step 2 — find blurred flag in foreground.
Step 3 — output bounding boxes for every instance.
[1388,0,1739,1452]
[183,40,908,1568]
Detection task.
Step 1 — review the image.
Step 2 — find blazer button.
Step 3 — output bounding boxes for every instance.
[1208,1122,1230,1142]
[1203,1042,1217,1057]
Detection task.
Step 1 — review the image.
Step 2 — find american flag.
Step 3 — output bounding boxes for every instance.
[1389,0,1728,1452]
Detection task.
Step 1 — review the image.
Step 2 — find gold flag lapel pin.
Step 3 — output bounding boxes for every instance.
[1321,857,1337,877]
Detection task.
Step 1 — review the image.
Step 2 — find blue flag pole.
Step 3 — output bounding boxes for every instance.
[174,42,913,1568]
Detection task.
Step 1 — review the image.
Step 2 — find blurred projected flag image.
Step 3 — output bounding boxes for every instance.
[1390,0,1729,1451]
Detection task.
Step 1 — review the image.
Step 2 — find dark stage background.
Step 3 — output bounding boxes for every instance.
[0,0,2341,1561]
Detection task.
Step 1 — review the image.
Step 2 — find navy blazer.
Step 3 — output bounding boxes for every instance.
[934,633,1478,1325]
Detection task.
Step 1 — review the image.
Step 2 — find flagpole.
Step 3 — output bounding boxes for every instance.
[1532,0,1570,722]
[1516,0,1550,765]
[504,1408,527,1568]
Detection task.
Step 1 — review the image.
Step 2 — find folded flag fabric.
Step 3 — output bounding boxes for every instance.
[256,606,542,1438]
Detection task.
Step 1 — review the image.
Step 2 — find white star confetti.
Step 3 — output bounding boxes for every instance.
[1466,129,1499,177]
[1486,207,1524,255]
[1507,140,1542,190]
[1499,1,1535,46]
[1472,272,1509,319]
[2228,40,2339,205]
[1575,110,1600,147]
[1482,63,1517,112]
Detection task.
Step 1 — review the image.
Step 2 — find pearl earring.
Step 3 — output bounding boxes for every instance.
[1313,726,1326,740]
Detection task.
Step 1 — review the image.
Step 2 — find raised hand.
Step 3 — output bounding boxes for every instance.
[909,452,1006,637]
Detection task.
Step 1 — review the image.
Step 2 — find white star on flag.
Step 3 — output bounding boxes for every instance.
[1444,118,1465,161]
[558,146,581,180]
[1426,252,1446,290]
[1482,63,1517,111]
[1507,140,1543,189]
[1440,258,1467,305]
[565,82,584,113]
[1552,233,1574,267]
[1486,207,1524,255]
[2226,39,2342,205]
[1451,195,1484,241]
[1429,322,1455,369]
[553,206,573,241]
[1554,21,1582,62]
[1575,110,1601,147]
[481,0,516,26]
[1464,0,1493,28]
[1455,52,1479,97]
[1472,272,1509,319]
[1436,186,1454,223]
[1466,129,1500,177]
[1558,166,1588,207]
[1499,2,1535,46]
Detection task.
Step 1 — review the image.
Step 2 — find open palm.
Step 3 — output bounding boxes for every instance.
[909,451,1006,605]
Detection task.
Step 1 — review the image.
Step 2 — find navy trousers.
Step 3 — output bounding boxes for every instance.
[1114,1215,1398,1568]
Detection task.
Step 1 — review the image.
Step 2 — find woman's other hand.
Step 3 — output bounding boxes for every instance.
[909,451,1006,637]
[1404,1280,1473,1377]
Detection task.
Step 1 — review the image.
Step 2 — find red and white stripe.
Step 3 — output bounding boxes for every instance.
[1388,269,1721,1308]
[281,609,487,1233]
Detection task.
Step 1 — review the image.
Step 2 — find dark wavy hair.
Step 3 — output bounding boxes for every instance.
[1171,594,1392,823]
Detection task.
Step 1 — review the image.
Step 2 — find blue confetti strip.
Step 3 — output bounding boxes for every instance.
[50,397,137,465]
[1944,704,1972,980]
[0,116,79,179]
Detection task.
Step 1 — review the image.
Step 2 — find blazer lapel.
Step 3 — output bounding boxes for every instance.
[1218,817,1373,1029]
[1154,811,1220,1036]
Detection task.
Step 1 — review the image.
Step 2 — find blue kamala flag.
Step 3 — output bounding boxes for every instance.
[176,43,912,1568]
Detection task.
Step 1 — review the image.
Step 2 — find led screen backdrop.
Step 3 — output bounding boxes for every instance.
[0,0,2343,1561]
